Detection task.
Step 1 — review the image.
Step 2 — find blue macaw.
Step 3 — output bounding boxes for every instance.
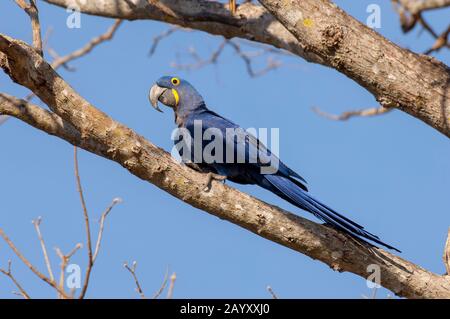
[149,76,400,252]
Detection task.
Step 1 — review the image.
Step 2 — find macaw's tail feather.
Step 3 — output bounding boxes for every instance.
[263,174,401,253]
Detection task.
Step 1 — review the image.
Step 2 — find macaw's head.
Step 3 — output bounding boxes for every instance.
[149,76,205,114]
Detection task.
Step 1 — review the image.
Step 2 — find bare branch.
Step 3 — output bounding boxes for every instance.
[49,19,122,70]
[392,0,450,54]
[171,41,227,70]
[266,285,278,299]
[312,106,392,121]
[172,40,282,77]
[151,267,169,299]
[124,261,146,299]
[55,243,82,299]
[32,217,55,283]
[148,26,180,56]
[74,146,93,299]
[0,260,31,299]
[0,227,69,298]
[14,0,43,56]
[92,197,122,262]
[166,272,176,299]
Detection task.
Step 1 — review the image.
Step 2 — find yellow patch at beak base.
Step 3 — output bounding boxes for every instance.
[171,88,179,106]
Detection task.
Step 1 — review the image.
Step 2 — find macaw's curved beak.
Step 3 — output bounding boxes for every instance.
[149,84,179,113]
[149,84,166,113]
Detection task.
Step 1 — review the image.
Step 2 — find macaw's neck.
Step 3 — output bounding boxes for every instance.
[174,98,208,127]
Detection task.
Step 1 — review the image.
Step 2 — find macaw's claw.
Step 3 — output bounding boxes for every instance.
[203,172,227,192]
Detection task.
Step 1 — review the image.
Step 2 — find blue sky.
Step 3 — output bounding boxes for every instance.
[1,1,449,298]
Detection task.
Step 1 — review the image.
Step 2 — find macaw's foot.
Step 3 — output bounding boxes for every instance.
[203,172,227,191]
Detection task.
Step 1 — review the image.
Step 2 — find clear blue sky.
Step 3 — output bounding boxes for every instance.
[1,1,449,298]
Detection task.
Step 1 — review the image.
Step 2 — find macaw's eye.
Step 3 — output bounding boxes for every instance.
[171,77,180,86]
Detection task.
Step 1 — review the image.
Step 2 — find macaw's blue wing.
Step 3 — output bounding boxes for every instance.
[183,110,400,252]
[189,110,308,190]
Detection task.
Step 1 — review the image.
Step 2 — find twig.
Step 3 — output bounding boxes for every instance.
[391,0,450,54]
[74,146,93,299]
[50,19,122,70]
[124,261,146,299]
[167,272,176,299]
[151,267,169,299]
[444,227,450,275]
[55,244,82,299]
[14,0,42,56]
[171,41,227,70]
[0,260,31,299]
[24,20,122,102]
[92,197,122,262]
[424,24,450,55]
[266,285,278,299]
[227,40,282,77]
[149,26,180,56]
[171,39,282,77]
[32,217,55,283]
[312,106,392,121]
[0,227,69,298]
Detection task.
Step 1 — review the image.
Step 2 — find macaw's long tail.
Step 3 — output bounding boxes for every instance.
[262,174,401,253]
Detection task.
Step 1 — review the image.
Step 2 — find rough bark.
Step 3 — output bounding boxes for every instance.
[42,0,450,138]
[257,0,450,138]
[2,34,450,299]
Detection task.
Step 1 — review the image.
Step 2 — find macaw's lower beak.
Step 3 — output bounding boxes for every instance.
[149,84,178,112]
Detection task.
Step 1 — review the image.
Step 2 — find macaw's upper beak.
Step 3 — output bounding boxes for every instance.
[149,84,179,112]
[149,84,166,112]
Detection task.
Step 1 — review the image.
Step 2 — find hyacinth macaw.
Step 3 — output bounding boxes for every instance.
[148,76,400,252]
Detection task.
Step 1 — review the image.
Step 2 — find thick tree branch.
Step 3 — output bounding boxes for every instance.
[1,36,450,298]
[43,0,322,63]
[257,0,450,137]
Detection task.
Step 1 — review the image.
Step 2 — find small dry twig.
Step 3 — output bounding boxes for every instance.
[266,285,278,299]
[149,26,180,56]
[312,106,392,121]
[93,198,122,262]
[391,0,450,54]
[152,267,170,299]
[0,227,69,298]
[124,261,146,299]
[74,146,94,299]
[32,217,55,283]
[55,243,82,299]
[14,0,42,56]
[0,260,31,299]
[171,39,282,77]
[50,19,122,71]
[167,272,176,299]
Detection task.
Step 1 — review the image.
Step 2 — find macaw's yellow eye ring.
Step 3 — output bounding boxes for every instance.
[171,77,180,86]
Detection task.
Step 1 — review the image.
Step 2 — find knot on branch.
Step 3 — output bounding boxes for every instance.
[321,25,344,53]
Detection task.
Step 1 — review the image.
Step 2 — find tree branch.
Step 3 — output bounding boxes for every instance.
[1,36,450,298]
[312,106,392,121]
[0,260,31,299]
[257,0,450,137]
[42,0,450,138]
[15,0,43,56]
